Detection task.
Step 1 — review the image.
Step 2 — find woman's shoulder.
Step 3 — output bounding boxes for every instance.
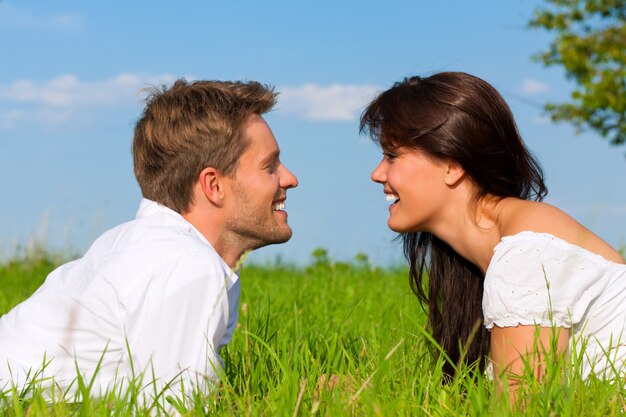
[495,199,625,265]
[497,199,573,233]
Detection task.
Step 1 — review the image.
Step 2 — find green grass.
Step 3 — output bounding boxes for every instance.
[0,248,68,316]
[1,250,625,416]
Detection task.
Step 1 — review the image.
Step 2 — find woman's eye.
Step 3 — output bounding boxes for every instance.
[383,152,396,160]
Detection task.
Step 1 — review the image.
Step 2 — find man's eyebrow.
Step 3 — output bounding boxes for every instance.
[260,150,280,166]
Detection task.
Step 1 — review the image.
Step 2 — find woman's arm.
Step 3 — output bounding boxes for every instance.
[490,325,570,401]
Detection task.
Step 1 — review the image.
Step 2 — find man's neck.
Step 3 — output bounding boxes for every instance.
[182,210,245,270]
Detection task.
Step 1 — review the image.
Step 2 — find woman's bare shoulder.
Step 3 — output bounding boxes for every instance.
[497,199,625,264]
[498,200,574,232]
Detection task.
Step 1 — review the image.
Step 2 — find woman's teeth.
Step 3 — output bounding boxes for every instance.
[385,194,399,203]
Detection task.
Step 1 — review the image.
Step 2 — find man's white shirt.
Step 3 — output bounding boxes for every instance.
[0,199,240,395]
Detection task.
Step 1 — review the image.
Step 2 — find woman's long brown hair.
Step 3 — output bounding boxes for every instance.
[360,72,547,376]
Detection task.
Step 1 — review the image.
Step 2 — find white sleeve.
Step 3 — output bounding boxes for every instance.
[483,240,609,330]
[217,278,240,350]
[124,251,230,390]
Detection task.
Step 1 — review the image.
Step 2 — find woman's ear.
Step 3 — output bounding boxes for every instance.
[444,160,465,187]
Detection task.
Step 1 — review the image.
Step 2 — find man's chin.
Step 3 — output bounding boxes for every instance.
[272,228,293,244]
[271,223,294,244]
[249,228,293,250]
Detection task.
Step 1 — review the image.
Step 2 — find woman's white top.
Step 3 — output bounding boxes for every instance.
[483,231,626,379]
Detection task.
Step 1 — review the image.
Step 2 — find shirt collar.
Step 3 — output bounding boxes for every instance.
[136,198,210,245]
[136,198,180,219]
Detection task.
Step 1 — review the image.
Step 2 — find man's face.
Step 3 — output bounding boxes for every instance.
[224,114,298,250]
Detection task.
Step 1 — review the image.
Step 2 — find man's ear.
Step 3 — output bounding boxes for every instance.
[198,166,225,207]
[444,160,465,187]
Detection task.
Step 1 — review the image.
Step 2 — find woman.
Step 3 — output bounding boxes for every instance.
[361,72,626,395]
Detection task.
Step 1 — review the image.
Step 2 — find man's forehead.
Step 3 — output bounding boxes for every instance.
[241,114,280,159]
[245,113,268,128]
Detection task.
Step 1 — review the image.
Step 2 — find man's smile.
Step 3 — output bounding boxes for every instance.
[272,201,286,211]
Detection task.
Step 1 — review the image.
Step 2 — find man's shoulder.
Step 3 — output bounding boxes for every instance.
[80,214,229,298]
[98,209,203,248]
[86,211,222,272]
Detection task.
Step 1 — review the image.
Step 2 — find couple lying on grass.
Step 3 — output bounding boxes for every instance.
[0,72,624,404]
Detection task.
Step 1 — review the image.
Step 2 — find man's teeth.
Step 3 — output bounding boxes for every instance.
[273,202,286,211]
[385,194,399,202]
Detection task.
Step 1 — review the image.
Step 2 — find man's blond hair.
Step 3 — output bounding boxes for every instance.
[132,79,277,213]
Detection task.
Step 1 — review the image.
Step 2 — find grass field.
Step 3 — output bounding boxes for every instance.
[1,248,625,416]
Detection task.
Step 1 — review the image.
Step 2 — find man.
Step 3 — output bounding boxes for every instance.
[0,80,298,397]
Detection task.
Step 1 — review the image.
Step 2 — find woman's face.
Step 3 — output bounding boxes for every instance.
[371,146,451,233]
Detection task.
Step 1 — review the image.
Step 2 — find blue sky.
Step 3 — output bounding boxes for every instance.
[1,1,624,265]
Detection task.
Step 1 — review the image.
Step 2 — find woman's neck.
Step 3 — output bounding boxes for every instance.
[430,195,507,274]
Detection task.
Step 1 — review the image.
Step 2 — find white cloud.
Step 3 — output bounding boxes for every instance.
[0,76,380,128]
[0,73,177,128]
[0,4,84,31]
[521,78,551,95]
[0,73,177,108]
[0,108,76,129]
[278,84,379,122]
